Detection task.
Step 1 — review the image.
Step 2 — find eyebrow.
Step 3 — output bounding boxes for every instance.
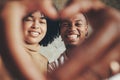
[40,16,46,19]
[61,19,70,23]
[28,14,33,18]
[27,14,46,20]
[40,14,46,19]
[75,20,82,22]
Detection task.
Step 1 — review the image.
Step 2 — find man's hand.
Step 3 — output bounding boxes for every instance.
[51,0,120,80]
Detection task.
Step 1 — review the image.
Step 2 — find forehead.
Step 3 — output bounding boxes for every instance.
[61,13,87,23]
[69,13,86,22]
[31,11,44,17]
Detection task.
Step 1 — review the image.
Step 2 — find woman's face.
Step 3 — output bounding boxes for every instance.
[60,13,88,47]
[23,11,47,45]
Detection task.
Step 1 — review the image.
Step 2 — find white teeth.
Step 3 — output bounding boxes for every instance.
[67,35,77,39]
[30,32,39,37]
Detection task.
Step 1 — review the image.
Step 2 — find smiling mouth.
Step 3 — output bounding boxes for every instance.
[66,34,80,40]
[29,31,40,37]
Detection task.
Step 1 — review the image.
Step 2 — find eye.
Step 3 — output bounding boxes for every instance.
[61,22,70,27]
[24,16,33,21]
[39,16,46,24]
[39,21,45,24]
[39,19,46,24]
[75,22,82,27]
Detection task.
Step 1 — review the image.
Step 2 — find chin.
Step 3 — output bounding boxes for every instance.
[26,40,39,45]
[70,43,78,46]
[66,42,78,47]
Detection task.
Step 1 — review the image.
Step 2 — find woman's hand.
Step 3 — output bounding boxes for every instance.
[1,0,57,80]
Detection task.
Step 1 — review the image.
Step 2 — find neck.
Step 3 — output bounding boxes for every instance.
[25,41,39,47]
[24,42,40,53]
[65,45,78,58]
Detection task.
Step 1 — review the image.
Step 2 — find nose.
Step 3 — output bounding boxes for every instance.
[68,24,76,30]
[31,20,39,29]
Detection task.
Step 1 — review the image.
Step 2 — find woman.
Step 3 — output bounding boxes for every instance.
[0,10,59,80]
[23,10,59,74]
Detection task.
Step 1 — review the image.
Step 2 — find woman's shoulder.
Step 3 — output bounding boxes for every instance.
[38,53,48,62]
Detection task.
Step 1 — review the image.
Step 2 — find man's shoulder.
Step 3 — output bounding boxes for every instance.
[48,51,67,73]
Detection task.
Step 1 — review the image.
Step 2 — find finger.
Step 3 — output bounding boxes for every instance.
[76,69,101,80]
[37,0,58,19]
[110,61,120,75]
[60,0,81,19]
[1,1,46,80]
[77,42,120,80]
[60,0,104,19]
[19,0,58,19]
[89,42,120,79]
[53,19,119,80]
[66,40,120,80]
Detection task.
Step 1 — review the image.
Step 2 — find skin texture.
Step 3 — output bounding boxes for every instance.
[23,11,47,45]
[52,0,120,80]
[60,13,88,48]
[0,1,56,79]
[0,0,120,80]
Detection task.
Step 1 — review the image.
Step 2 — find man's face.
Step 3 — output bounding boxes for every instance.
[60,13,88,47]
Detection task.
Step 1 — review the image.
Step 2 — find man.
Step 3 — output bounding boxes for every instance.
[48,12,88,72]
[1,0,119,80]
[53,0,120,80]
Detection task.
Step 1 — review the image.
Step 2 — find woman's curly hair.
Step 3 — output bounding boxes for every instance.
[23,11,59,46]
[40,18,59,46]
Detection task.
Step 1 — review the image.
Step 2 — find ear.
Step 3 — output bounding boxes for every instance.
[85,25,88,37]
